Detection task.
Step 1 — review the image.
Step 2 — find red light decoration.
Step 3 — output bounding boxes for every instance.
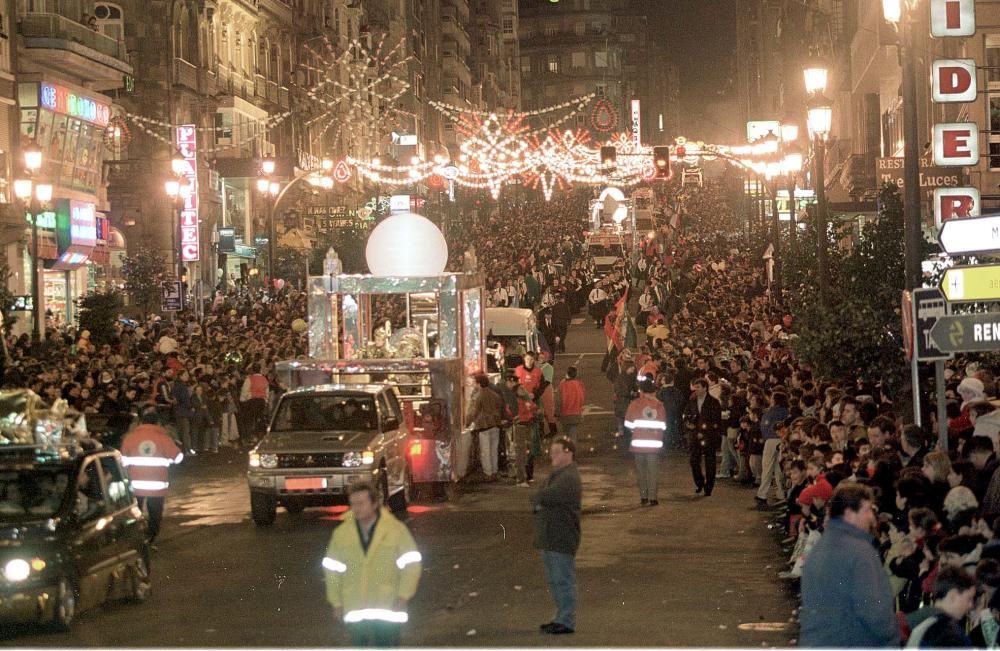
[332,160,352,183]
[590,99,618,133]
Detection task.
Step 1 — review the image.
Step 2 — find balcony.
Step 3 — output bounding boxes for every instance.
[443,52,472,86]
[279,86,289,108]
[255,73,267,99]
[441,11,471,54]
[266,80,278,104]
[174,58,198,92]
[18,12,132,90]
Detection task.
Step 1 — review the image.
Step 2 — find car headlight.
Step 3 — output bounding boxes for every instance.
[249,452,261,468]
[260,454,278,469]
[3,559,31,582]
[362,450,374,466]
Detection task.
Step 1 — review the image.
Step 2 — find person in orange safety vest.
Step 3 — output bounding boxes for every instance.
[121,407,183,543]
[625,376,667,506]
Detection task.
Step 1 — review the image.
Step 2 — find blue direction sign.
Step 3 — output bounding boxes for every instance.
[930,313,1000,353]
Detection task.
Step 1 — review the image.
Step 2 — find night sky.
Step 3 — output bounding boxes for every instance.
[645,0,739,140]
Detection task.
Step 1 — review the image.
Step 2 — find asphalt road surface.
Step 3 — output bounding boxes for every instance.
[3,317,799,647]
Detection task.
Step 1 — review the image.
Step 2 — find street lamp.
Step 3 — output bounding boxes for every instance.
[807,91,833,306]
[164,174,191,279]
[803,64,828,96]
[257,159,281,287]
[883,0,922,291]
[14,175,52,343]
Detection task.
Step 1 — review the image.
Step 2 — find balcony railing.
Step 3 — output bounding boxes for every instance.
[266,80,278,104]
[19,12,128,62]
[279,86,289,108]
[174,58,198,91]
[255,73,267,98]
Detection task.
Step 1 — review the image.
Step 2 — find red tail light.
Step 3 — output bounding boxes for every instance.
[409,441,423,457]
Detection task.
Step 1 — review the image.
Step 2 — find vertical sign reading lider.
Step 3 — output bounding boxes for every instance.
[175,125,200,262]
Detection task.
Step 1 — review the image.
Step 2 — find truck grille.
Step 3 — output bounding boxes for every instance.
[277,453,345,468]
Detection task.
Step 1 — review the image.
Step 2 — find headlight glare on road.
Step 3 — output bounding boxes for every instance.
[260,454,278,469]
[3,558,31,582]
[342,452,362,467]
[248,452,261,468]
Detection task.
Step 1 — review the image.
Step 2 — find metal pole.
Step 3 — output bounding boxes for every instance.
[771,180,781,291]
[788,176,796,246]
[935,360,948,450]
[30,201,41,343]
[267,196,275,290]
[911,352,922,427]
[902,15,923,291]
[173,203,181,278]
[815,134,829,306]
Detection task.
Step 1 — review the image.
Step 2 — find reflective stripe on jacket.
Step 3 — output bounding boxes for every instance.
[625,395,666,454]
[323,507,422,624]
[121,423,183,497]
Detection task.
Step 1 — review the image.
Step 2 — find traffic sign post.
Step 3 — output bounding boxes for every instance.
[913,287,951,361]
[938,215,1000,255]
[161,280,184,312]
[940,265,1000,302]
[930,313,1000,353]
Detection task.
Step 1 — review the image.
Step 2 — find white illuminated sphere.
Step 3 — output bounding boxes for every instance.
[365,212,449,276]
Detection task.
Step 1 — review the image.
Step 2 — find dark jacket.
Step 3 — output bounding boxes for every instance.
[683,393,724,445]
[905,606,973,647]
[532,463,582,556]
[968,456,999,503]
[800,518,901,648]
[172,380,193,419]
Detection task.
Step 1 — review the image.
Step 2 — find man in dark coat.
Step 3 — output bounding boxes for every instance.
[538,309,560,361]
[551,296,571,353]
[683,377,723,496]
[800,483,900,647]
[532,437,582,636]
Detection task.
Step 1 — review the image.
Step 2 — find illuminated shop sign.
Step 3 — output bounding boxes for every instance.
[39,82,110,127]
[176,125,200,262]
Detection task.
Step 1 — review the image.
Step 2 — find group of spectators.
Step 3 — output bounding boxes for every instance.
[603,180,1000,647]
[1,290,309,455]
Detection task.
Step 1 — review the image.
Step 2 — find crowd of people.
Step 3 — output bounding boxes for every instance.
[1,291,309,455]
[603,180,1000,646]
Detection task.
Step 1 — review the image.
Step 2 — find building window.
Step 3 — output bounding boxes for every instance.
[502,17,514,35]
[93,3,124,42]
[503,0,514,9]
[574,22,586,35]
[990,36,1000,169]
[520,57,531,74]
[989,36,1000,85]
[571,51,585,68]
[595,51,608,68]
[595,84,607,97]
[547,56,559,73]
[990,94,1000,169]
[544,24,557,37]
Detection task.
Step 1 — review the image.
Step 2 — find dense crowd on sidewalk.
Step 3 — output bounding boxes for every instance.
[611,181,1000,646]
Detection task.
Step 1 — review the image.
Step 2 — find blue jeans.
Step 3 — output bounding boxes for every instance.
[542,550,577,630]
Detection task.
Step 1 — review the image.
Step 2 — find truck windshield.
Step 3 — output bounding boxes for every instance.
[271,395,379,432]
[0,468,71,521]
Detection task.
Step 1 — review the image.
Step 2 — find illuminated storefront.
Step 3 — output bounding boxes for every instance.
[17,79,110,329]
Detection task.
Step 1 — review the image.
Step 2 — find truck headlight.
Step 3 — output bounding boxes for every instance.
[342,450,375,468]
[260,454,278,469]
[249,452,261,468]
[3,558,31,582]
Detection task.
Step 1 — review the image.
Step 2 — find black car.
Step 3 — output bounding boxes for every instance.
[0,445,151,630]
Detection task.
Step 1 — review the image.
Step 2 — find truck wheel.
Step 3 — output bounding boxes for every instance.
[251,493,277,526]
[387,465,411,519]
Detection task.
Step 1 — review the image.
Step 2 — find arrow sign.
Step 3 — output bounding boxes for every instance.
[940,265,1000,302]
[938,214,1000,255]
[930,313,1000,353]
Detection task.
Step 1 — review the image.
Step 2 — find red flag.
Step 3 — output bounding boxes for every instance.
[603,287,630,350]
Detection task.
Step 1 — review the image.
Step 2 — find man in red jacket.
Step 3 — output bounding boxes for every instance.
[557,367,586,444]
[121,408,183,544]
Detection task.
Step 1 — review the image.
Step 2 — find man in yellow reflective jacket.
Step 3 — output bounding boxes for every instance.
[323,481,422,647]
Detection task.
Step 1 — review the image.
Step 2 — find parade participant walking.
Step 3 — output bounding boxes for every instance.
[534,437,582,635]
[800,483,900,647]
[322,481,422,647]
[684,377,723,496]
[557,366,585,444]
[625,377,667,505]
[120,408,183,544]
[512,376,539,487]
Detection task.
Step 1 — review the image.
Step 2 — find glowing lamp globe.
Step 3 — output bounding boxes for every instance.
[365,212,448,277]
